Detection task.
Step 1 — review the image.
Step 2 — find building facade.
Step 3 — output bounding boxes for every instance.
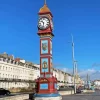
[0,53,40,90]
[94,80,100,89]
[0,52,83,90]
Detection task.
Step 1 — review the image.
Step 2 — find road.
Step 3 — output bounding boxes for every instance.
[0,90,100,100]
[62,90,100,100]
[0,92,29,98]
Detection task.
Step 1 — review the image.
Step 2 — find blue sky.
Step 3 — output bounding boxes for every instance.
[0,0,100,78]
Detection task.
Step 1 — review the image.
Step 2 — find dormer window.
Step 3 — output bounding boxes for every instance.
[3,58,6,62]
[9,59,12,63]
[11,60,13,64]
[0,58,3,61]
[13,61,16,64]
[5,58,8,62]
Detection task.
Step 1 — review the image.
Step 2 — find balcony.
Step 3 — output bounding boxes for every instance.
[0,78,35,83]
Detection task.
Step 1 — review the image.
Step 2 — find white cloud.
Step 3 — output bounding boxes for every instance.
[55,64,100,81]
[78,69,100,80]
[57,67,73,74]
[59,67,100,80]
[78,69,96,76]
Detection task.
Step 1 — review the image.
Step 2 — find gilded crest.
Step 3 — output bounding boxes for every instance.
[42,61,48,69]
[42,43,47,51]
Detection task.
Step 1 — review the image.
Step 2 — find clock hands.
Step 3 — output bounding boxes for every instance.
[40,20,44,26]
[38,17,50,29]
[42,21,45,26]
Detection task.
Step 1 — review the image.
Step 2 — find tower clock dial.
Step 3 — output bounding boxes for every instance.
[38,17,50,30]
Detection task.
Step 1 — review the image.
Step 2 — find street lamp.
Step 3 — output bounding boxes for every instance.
[74,61,78,87]
[68,34,77,93]
[71,34,76,94]
[74,60,78,78]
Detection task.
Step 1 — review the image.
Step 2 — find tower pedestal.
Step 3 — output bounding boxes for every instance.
[34,76,62,100]
[34,93,62,100]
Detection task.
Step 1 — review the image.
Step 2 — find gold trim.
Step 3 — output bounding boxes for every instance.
[40,34,53,38]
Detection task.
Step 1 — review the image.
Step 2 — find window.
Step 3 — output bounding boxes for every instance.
[8,74,9,78]
[3,66,4,70]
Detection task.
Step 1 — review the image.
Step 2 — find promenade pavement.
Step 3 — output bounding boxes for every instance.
[0,90,100,100]
[62,90,100,100]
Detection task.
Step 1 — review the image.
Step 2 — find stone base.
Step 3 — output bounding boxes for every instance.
[34,93,62,100]
[34,96,62,100]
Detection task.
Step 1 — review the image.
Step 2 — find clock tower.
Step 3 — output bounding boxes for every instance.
[34,1,62,100]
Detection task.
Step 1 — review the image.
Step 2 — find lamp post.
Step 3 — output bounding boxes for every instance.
[71,34,76,94]
[74,61,78,88]
[74,61,78,75]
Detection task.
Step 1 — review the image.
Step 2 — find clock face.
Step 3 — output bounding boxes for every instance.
[38,17,50,30]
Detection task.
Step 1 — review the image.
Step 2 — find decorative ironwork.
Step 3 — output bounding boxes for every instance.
[0,78,35,83]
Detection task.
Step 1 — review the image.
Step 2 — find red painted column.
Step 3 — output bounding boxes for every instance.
[35,3,58,94]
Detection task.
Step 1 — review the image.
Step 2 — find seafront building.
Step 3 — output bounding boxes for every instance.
[0,52,83,90]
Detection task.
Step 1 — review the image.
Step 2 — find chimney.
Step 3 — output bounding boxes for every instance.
[15,58,20,62]
[12,55,14,60]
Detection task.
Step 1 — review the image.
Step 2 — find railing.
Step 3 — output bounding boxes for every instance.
[0,94,29,100]
[0,78,35,83]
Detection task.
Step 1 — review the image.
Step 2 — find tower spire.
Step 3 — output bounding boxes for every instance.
[44,0,46,5]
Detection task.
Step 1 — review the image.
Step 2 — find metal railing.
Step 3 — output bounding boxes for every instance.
[0,78,35,83]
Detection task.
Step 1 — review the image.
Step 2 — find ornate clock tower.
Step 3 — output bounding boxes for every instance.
[34,0,62,100]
